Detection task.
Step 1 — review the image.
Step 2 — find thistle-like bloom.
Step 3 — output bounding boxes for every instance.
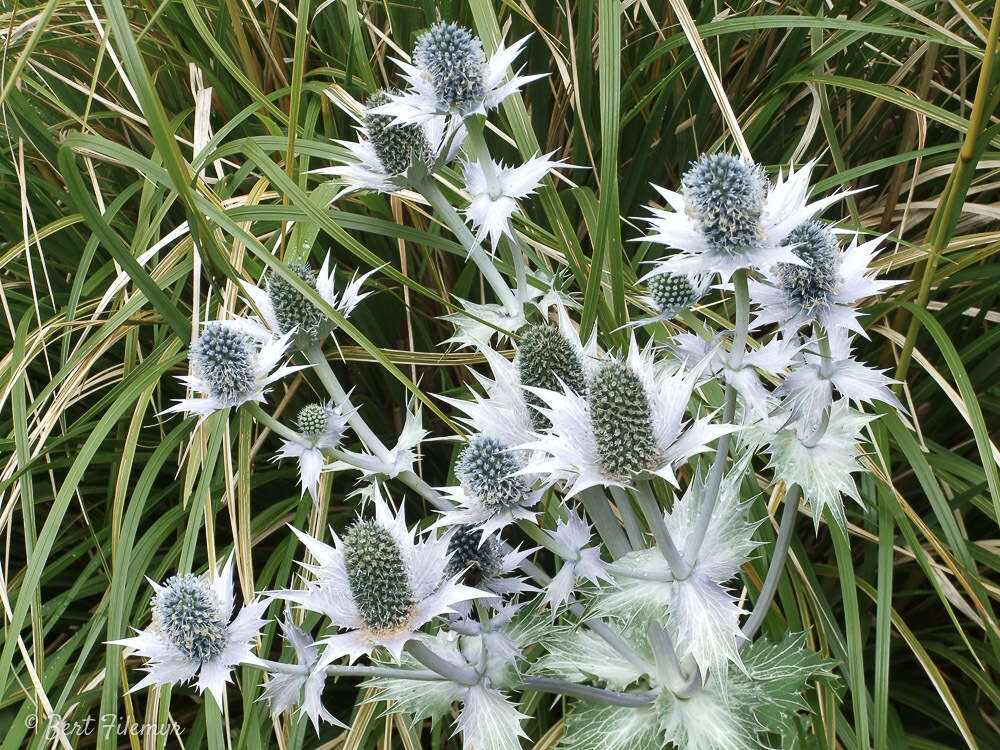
[594,459,758,677]
[760,400,875,531]
[673,332,799,419]
[640,155,851,281]
[441,306,598,445]
[523,339,731,496]
[111,556,269,704]
[240,254,375,347]
[543,505,610,609]
[436,434,543,538]
[162,321,304,420]
[375,23,543,124]
[631,271,709,326]
[462,152,564,250]
[259,616,342,730]
[749,225,898,335]
[777,327,902,424]
[274,401,353,499]
[318,90,463,194]
[277,492,486,665]
[443,525,537,613]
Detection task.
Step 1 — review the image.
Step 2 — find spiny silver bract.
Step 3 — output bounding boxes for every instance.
[647,273,701,316]
[413,22,486,113]
[588,362,659,479]
[444,524,504,586]
[364,90,432,175]
[776,221,840,310]
[152,574,228,662]
[296,404,329,438]
[517,324,588,431]
[681,153,767,256]
[343,521,415,632]
[266,263,325,340]
[456,435,529,509]
[190,324,256,403]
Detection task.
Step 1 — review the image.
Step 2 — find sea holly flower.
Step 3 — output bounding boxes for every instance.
[276,491,486,664]
[777,327,902,424]
[442,526,537,612]
[759,399,875,531]
[640,155,853,281]
[240,254,375,347]
[273,400,353,499]
[595,458,759,677]
[672,332,799,419]
[375,23,543,124]
[522,339,731,496]
[259,616,341,730]
[542,505,610,609]
[161,321,305,420]
[441,306,597,445]
[333,401,428,478]
[318,90,464,194]
[462,152,565,250]
[749,224,899,335]
[110,555,269,704]
[435,434,544,538]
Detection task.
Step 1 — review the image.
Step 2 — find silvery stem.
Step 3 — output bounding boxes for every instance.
[634,481,689,579]
[304,343,392,463]
[647,622,686,693]
[406,640,480,687]
[741,484,801,642]
[417,175,520,318]
[246,402,308,446]
[520,677,655,707]
[251,657,442,682]
[610,486,644,551]
[579,487,632,559]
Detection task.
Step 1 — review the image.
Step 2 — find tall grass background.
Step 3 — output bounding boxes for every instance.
[2,0,999,747]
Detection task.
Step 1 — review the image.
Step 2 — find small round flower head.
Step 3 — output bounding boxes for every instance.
[647,272,702,316]
[274,399,353,499]
[190,323,257,404]
[152,574,228,662]
[266,263,325,340]
[277,491,486,664]
[363,90,433,175]
[413,23,487,114]
[681,153,767,257]
[775,221,840,311]
[163,321,303,420]
[110,556,269,703]
[641,157,855,281]
[517,323,588,430]
[456,435,530,510]
[522,339,733,496]
[588,361,659,480]
[444,525,505,586]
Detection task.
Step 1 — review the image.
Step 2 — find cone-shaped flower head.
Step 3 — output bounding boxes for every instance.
[363,90,433,175]
[162,321,304,420]
[110,556,268,703]
[445,524,505,586]
[277,491,486,664]
[344,520,417,632]
[522,339,734,496]
[413,23,487,114]
[682,153,767,258]
[774,221,839,311]
[266,263,325,340]
[588,362,659,479]
[517,323,588,430]
[274,400,352,499]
